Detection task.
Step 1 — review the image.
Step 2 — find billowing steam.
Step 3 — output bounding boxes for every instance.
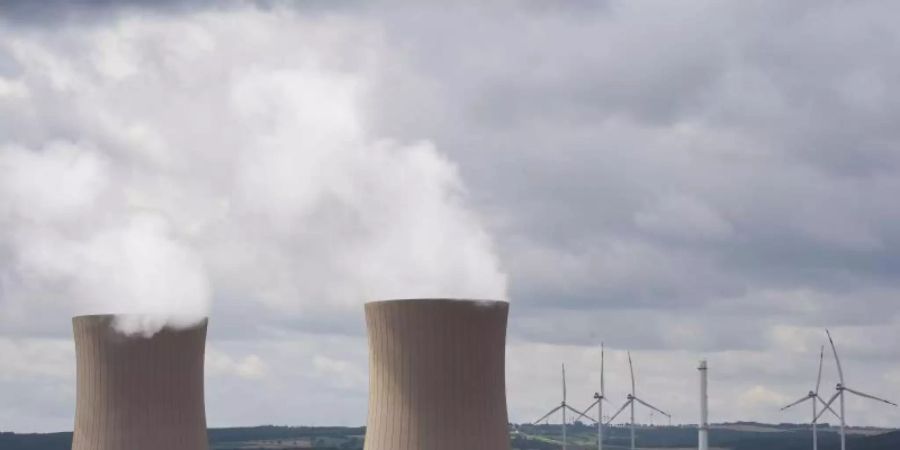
[0,8,507,335]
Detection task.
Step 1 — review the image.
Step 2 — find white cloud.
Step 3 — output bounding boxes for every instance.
[738,386,787,413]
[0,76,28,98]
[0,142,109,222]
[207,348,269,380]
[0,337,73,381]
[0,337,75,432]
[312,355,367,390]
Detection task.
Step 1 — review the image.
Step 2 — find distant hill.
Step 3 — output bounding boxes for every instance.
[0,432,71,450]
[1,424,897,450]
[857,430,900,450]
[513,422,899,450]
[0,427,367,450]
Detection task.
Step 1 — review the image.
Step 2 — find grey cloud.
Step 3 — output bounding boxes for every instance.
[0,0,369,27]
[363,0,900,323]
[0,0,210,25]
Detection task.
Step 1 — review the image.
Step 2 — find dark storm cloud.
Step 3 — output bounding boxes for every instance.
[0,0,367,25]
[0,0,206,24]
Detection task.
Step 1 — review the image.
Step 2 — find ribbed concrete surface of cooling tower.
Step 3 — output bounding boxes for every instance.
[71,315,209,450]
[364,299,510,450]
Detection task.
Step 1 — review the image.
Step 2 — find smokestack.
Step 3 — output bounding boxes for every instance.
[71,315,209,450]
[364,299,510,450]
[698,360,709,450]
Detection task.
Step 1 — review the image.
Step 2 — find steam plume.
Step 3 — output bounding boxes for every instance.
[0,7,507,335]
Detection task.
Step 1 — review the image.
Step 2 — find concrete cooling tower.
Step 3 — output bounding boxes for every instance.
[71,315,209,450]
[364,299,510,450]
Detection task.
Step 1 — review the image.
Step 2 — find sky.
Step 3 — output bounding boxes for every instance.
[1,0,900,432]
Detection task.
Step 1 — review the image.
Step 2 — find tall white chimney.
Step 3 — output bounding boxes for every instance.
[698,360,709,450]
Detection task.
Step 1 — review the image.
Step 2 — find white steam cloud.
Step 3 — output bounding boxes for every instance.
[0,8,507,335]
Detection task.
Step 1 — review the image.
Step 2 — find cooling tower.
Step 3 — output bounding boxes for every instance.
[71,315,209,450]
[364,299,510,450]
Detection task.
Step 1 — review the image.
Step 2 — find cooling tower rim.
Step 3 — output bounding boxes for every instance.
[73,313,134,320]
[71,314,210,332]
[72,313,210,320]
[365,298,508,307]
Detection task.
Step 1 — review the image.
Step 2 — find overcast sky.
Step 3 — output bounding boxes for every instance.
[2,0,900,433]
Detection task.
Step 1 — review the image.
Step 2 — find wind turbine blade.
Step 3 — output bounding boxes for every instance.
[534,405,563,424]
[780,395,811,411]
[826,329,845,384]
[601,342,606,397]
[628,351,636,396]
[574,410,598,423]
[583,399,600,411]
[815,345,825,395]
[567,405,595,422]
[575,400,600,422]
[605,400,632,425]
[843,386,898,407]
[633,396,671,418]
[814,391,840,422]
[816,395,841,420]
[562,364,567,403]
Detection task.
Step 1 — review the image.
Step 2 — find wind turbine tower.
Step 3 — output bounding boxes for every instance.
[817,330,897,450]
[575,343,607,450]
[699,360,709,450]
[780,346,841,450]
[606,352,672,450]
[534,364,585,450]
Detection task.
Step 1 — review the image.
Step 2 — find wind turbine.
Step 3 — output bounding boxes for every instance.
[533,363,586,450]
[780,345,841,450]
[605,352,671,450]
[816,329,897,450]
[574,343,607,450]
